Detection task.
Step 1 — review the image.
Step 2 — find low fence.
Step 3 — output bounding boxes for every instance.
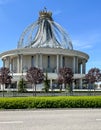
[0,90,101,97]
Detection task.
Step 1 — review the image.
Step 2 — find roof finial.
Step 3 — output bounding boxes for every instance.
[44,7,47,12]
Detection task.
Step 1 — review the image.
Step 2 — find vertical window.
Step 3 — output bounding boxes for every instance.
[48,56,50,68]
[63,57,65,67]
[31,56,34,67]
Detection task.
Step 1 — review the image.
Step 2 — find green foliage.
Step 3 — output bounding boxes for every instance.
[65,84,71,93]
[66,84,73,94]
[18,78,27,93]
[43,72,50,92]
[0,96,101,109]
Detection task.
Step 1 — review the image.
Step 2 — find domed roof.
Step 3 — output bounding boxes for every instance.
[17,8,73,50]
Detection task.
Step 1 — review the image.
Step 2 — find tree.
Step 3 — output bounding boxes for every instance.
[18,78,26,93]
[58,67,73,92]
[85,67,101,89]
[0,67,12,97]
[26,67,44,96]
[57,76,63,91]
[43,72,50,92]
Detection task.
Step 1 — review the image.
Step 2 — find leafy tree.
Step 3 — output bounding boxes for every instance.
[58,67,73,92]
[18,78,26,93]
[43,72,50,92]
[26,67,44,96]
[85,67,101,89]
[0,67,12,96]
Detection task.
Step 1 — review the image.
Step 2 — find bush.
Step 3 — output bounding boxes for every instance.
[0,96,101,109]
[43,72,50,92]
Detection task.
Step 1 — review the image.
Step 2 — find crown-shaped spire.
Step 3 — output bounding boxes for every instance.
[39,7,52,20]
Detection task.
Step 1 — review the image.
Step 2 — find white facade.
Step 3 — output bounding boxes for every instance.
[0,48,89,90]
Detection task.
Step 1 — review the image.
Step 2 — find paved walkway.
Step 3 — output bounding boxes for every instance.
[0,109,101,130]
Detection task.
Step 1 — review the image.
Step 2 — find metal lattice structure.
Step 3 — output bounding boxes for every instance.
[17,8,73,50]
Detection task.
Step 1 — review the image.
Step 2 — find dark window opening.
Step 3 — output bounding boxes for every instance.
[31,56,34,67]
[47,56,50,68]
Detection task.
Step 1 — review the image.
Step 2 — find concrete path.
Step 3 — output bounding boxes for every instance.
[0,109,101,130]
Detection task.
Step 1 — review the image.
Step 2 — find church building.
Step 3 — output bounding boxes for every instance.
[0,8,89,91]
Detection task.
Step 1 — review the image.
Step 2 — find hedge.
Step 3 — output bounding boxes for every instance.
[0,96,101,109]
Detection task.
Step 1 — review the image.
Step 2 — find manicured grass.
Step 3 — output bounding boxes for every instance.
[0,96,101,109]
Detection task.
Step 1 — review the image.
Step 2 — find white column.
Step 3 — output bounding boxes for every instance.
[72,81,75,90]
[56,55,59,73]
[35,54,38,67]
[60,55,63,68]
[20,54,23,73]
[10,58,13,72]
[82,60,86,74]
[73,57,75,73]
[17,55,20,73]
[6,56,10,69]
[76,57,78,73]
[40,54,42,69]
[0,84,4,91]
[2,59,5,67]
[50,79,53,91]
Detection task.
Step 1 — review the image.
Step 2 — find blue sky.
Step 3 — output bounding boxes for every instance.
[0,0,101,72]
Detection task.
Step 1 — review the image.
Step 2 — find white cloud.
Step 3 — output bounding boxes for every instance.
[72,32,101,50]
[53,10,62,16]
[72,39,92,50]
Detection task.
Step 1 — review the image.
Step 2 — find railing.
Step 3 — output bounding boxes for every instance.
[0,90,101,97]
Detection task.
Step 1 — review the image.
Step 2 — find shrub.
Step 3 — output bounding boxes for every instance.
[0,96,101,109]
[18,78,27,93]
